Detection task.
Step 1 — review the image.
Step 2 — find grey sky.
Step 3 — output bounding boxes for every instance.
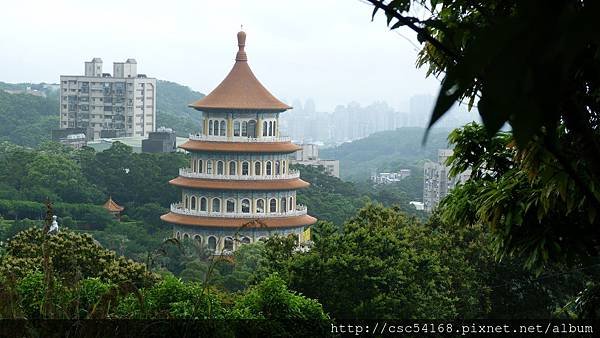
[0,0,440,111]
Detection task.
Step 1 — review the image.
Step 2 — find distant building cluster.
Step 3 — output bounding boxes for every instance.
[58,58,157,140]
[280,95,478,145]
[370,169,411,185]
[291,143,340,178]
[423,149,471,212]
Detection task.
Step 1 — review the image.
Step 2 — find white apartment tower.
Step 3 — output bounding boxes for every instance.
[423,149,471,212]
[60,58,156,140]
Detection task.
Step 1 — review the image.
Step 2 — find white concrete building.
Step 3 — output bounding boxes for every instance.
[423,149,471,212]
[291,143,340,178]
[59,58,156,140]
[371,169,411,185]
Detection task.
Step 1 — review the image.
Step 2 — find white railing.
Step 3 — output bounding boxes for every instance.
[179,168,300,180]
[170,203,308,218]
[188,133,291,143]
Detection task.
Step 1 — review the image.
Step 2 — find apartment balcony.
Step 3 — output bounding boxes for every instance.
[188,133,291,143]
[170,203,308,218]
[178,168,300,180]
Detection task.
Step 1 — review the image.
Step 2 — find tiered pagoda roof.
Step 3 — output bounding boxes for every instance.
[103,196,124,212]
[168,176,310,190]
[179,140,301,153]
[160,212,317,228]
[189,31,291,112]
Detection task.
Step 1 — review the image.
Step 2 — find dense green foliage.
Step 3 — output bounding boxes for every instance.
[155,80,204,136]
[320,127,449,181]
[295,164,427,225]
[0,89,58,147]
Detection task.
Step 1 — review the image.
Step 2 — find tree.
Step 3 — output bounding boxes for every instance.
[0,227,157,287]
[439,123,599,317]
[268,205,488,319]
[367,0,600,308]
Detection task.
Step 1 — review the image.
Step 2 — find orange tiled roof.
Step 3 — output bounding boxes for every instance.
[189,31,291,111]
[160,212,316,228]
[179,140,301,153]
[103,197,124,212]
[169,176,310,191]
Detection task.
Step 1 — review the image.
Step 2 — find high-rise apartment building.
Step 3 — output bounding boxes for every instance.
[59,58,156,140]
[423,149,471,212]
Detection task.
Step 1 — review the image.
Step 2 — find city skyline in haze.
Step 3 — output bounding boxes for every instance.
[0,0,442,112]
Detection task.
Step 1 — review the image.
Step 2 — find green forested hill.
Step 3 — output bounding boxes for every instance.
[155,80,205,136]
[320,127,451,181]
[0,80,205,146]
[0,89,59,147]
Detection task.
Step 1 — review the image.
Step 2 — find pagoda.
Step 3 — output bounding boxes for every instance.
[103,196,124,220]
[160,30,316,254]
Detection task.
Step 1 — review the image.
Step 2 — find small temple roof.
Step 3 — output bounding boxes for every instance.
[189,30,292,111]
[103,196,124,212]
[160,212,316,228]
[179,140,301,153]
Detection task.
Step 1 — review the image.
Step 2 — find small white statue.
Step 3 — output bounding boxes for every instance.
[49,215,59,234]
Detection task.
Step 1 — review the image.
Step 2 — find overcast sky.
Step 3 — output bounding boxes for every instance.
[0,0,440,111]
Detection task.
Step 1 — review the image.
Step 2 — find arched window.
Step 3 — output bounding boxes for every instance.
[208,120,213,135]
[219,120,226,136]
[194,235,202,245]
[268,121,273,136]
[289,197,293,210]
[212,198,221,213]
[266,161,272,175]
[224,237,234,251]
[226,199,236,213]
[254,161,262,176]
[241,199,250,213]
[198,159,203,173]
[228,161,237,175]
[273,121,277,136]
[241,121,248,136]
[200,197,207,211]
[281,197,287,213]
[208,236,217,251]
[248,120,257,138]
[262,121,268,136]
[234,121,240,136]
[184,195,189,209]
[275,160,281,175]
[183,233,190,240]
[176,231,181,239]
[217,161,224,175]
[213,120,219,136]
[256,199,265,213]
[282,160,286,174]
[191,196,197,210]
[206,160,213,174]
[241,236,251,244]
[269,198,277,213]
[191,159,196,172]
[242,161,249,175]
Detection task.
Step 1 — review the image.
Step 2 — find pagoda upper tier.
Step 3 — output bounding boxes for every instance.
[189,31,291,112]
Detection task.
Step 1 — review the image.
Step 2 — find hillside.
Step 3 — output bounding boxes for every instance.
[0,88,59,147]
[155,80,205,136]
[0,80,205,146]
[320,127,451,181]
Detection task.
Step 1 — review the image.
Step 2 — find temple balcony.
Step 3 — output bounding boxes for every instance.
[178,168,300,180]
[170,203,308,218]
[188,133,291,142]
